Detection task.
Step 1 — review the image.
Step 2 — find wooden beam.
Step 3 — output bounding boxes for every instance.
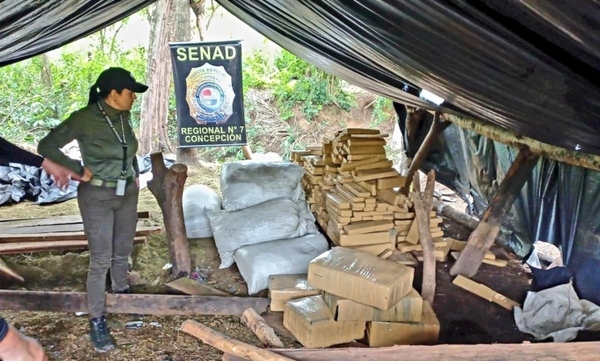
[0,290,268,316]
[401,111,445,195]
[443,113,600,172]
[148,152,191,277]
[450,146,539,277]
[221,341,600,361]
[410,170,436,304]
[180,320,294,361]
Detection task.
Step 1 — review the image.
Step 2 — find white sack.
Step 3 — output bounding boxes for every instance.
[182,184,222,239]
[206,198,317,269]
[514,282,600,342]
[234,233,329,295]
[220,160,305,211]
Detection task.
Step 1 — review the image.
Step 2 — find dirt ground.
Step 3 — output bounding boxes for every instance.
[0,161,562,360]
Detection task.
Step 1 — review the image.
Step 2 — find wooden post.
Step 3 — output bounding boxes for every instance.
[411,170,436,304]
[450,146,539,277]
[401,112,445,195]
[242,145,254,160]
[147,152,191,277]
[180,320,295,361]
[240,308,284,348]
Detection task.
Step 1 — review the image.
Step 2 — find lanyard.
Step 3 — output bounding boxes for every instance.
[97,102,128,176]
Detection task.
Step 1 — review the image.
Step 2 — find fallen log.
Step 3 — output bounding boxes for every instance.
[180,320,294,361]
[221,341,600,361]
[241,308,284,348]
[0,290,268,316]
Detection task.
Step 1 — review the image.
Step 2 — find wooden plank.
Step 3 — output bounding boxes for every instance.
[0,226,162,243]
[0,257,24,283]
[0,223,85,234]
[0,237,146,255]
[165,277,230,296]
[0,290,269,316]
[0,211,150,227]
[222,342,600,361]
[452,275,520,310]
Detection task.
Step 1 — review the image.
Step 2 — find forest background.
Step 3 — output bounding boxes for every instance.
[0,0,400,164]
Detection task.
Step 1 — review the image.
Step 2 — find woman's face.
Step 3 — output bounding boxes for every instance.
[109,88,137,111]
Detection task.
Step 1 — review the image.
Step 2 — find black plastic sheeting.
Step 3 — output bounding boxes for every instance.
[217,0,600,305]
[217,0,600,156]
[0,0,156,67]
[2,0,600,301]
[395,106,600,305]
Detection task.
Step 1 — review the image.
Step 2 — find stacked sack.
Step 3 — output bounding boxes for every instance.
[182,184,222,239]
[206,160,329,294]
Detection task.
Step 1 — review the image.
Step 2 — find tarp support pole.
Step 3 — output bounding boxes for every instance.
[401,111,445,195]
[450,146,539,277]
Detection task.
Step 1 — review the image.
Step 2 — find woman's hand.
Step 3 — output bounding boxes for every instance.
[135,177,140,189]
[80,167,93,182]
[41,158,79,190]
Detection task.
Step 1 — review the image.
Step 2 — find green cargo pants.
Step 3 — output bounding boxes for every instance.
[77,180,139,318]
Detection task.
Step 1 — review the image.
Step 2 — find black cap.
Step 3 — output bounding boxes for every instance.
[95,67,148,93]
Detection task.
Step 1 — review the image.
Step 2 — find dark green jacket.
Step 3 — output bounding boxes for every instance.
[38,100,139,180]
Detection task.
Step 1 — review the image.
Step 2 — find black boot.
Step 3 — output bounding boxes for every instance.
[89,316,116,353]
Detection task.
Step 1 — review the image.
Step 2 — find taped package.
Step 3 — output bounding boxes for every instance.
[307,247,414,310]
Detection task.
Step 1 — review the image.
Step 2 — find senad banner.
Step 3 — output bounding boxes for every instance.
[170,40,247,147]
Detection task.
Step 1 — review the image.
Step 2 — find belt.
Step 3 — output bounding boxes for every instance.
[88,176,134,188]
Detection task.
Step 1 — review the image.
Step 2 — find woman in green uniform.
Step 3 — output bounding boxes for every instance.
[38,67,148,353]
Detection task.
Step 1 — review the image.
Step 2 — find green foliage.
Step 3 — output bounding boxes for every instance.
[1,17,357,163]
[0,22,147,144]
[370,96,395,128]
[271,50,354,120]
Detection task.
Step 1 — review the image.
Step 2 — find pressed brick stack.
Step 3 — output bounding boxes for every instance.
[272,247,440,348]
[292,128,444,257]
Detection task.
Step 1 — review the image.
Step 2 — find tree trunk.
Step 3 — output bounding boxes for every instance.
[39,54,59,119]
[174,0,199,164]
[450,146,539,277]
[147,152,191,277]
[410,170,436,304]
[139,0,176,154]
[190,0,208,40]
